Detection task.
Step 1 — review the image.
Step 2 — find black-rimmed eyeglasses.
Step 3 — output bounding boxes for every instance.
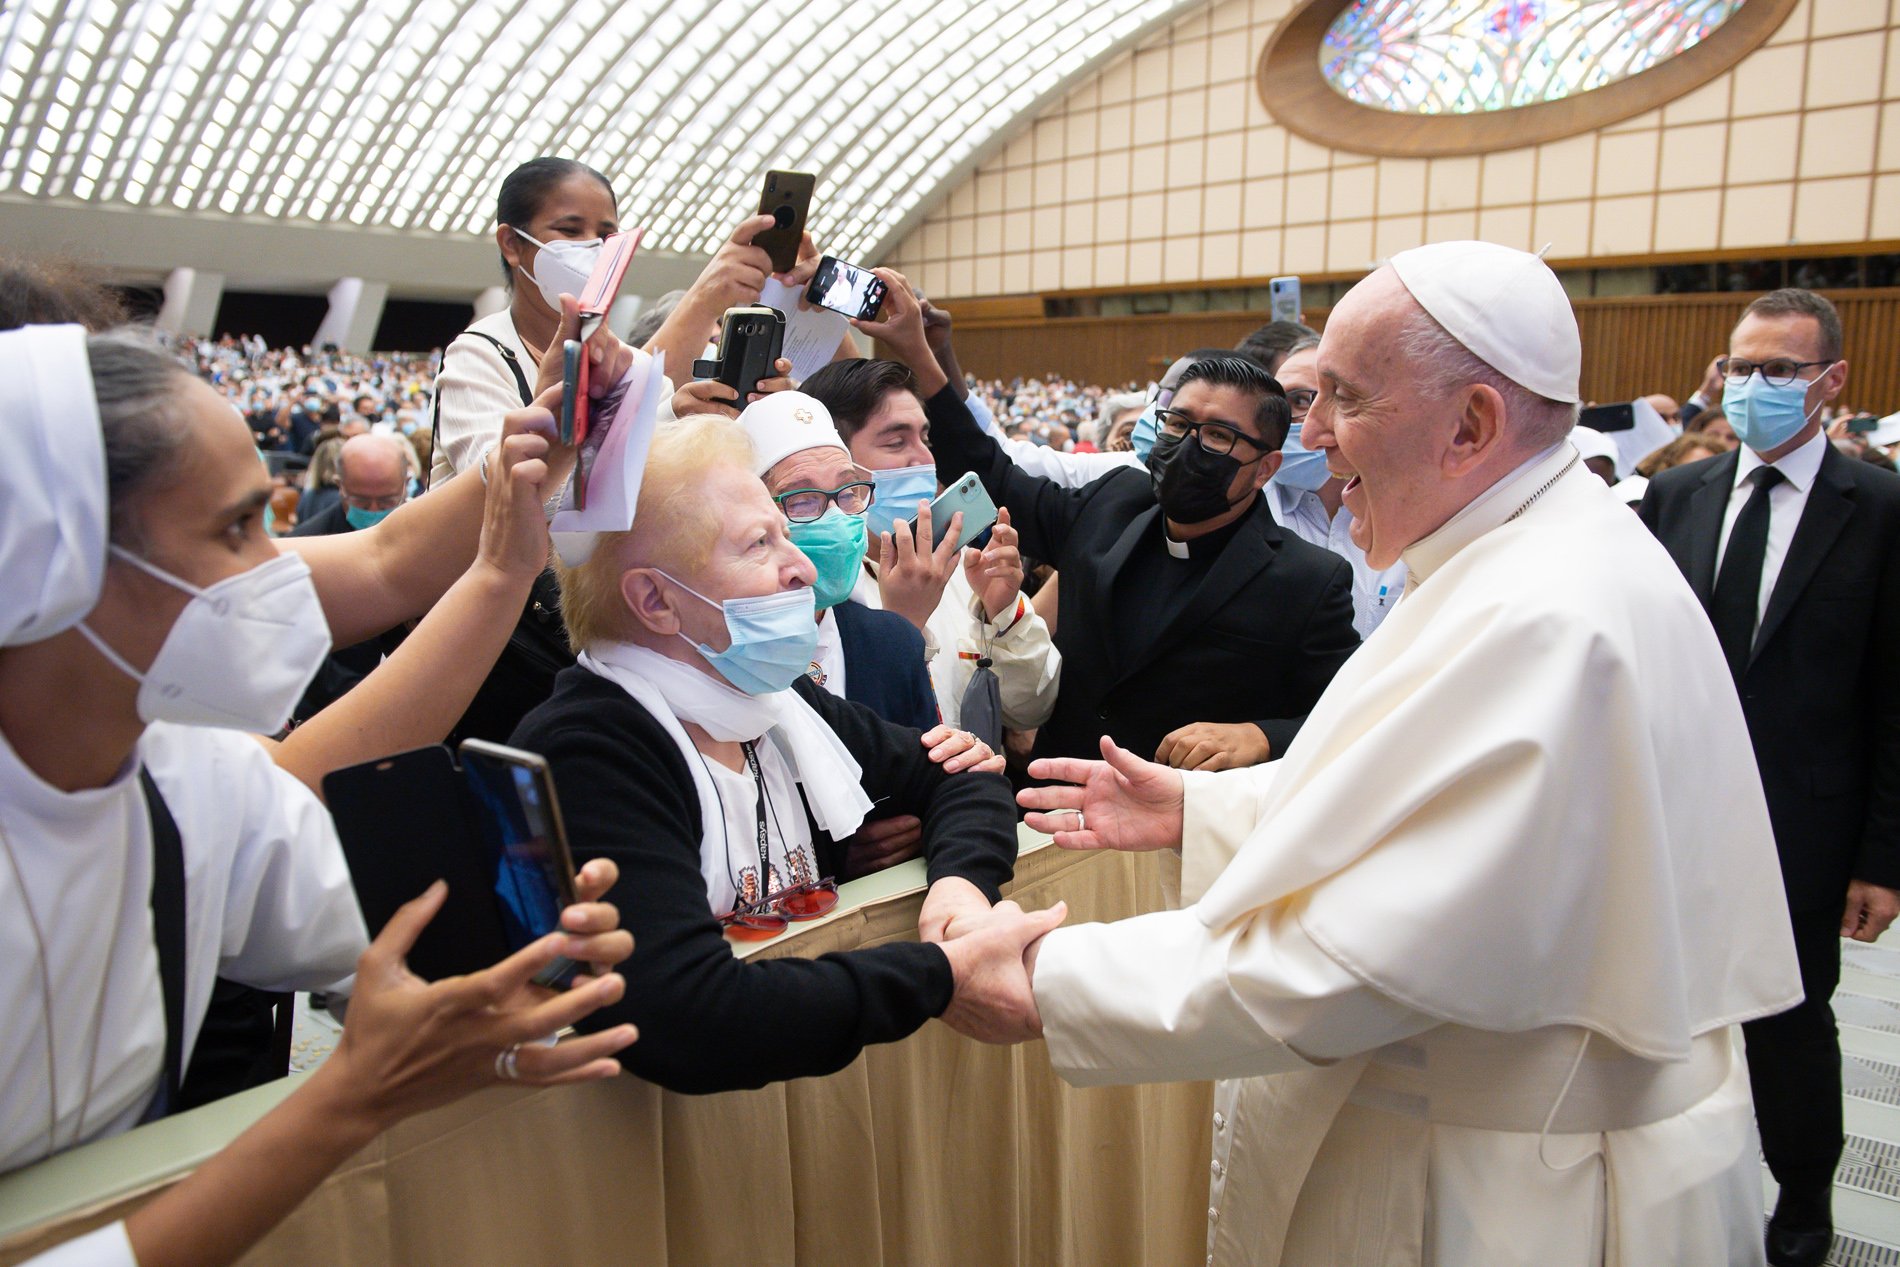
[773,481,875,524]
[1717,358,1833,387]
[1155,408,1271,458]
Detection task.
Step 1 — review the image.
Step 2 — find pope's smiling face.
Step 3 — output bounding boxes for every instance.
[1302,268,1467,569]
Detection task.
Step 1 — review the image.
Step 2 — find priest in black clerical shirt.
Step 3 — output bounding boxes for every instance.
[868,285,1358,773]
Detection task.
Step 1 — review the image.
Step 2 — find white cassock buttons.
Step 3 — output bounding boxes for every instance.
[1212,1159,1224,1178]
[1213,1111,1226,1131]
[1209,1206,1220,1224]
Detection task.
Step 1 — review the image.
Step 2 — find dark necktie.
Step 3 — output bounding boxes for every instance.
[1711,466,1785,677]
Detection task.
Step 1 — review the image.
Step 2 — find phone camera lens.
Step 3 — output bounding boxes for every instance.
[773,204,794,230]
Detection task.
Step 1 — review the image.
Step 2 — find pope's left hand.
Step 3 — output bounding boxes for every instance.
[922,724,1005,774]
[919,876,993,944]
[1155,721,1271,772]
[1842,880,1900,943]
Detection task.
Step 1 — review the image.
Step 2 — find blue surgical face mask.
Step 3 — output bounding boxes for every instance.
[1131,405,1160,464]
[788,509,868,611]
[1725,367,1832,453]
[1271,424,1334,492]
[659,571,818,696]
[866,463,939,539]
[345,504,395,530]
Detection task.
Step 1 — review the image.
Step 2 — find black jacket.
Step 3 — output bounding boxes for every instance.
[832,599,940,730]
[924,386,1358,764]
[510,666,1017,1094]
[1640,442,1900,913]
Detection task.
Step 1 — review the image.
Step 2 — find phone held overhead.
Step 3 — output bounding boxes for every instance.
[694,306,786,404]
[560,229,642,485]
[753,169,815,274]
[807,255,888,321]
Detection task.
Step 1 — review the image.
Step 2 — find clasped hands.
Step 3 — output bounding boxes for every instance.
[924,736,1191,1046]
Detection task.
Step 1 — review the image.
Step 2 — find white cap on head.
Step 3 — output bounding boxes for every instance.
[1389,240,1582,405]
[1569,425,1619,465]
[736,390,848,477]
[0,324,107,647]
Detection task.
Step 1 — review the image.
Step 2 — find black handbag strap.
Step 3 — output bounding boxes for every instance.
[424,329,533,491]
[139,768,187,1122]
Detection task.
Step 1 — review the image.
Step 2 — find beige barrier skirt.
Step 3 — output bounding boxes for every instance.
[1,839,1211,1267]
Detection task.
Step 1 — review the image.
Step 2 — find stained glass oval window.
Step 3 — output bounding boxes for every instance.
[1321,0,1748,115]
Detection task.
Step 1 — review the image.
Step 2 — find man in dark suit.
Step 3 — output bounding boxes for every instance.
[866,284,1357,770]
[1640,288,1900,1267]
[288,433,411,719]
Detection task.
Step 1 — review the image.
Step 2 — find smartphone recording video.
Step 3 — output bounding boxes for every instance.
[459,740,582,988]
[807,256,889,321]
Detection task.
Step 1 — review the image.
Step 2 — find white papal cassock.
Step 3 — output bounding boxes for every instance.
[1032,440,1803,1266]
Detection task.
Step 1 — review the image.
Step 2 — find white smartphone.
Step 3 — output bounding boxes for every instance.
[1269,275,1302,324]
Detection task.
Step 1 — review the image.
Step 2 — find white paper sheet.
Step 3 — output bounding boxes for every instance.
[1607,397,1677,480]
[758,278,849,384]
[551,349,666,566]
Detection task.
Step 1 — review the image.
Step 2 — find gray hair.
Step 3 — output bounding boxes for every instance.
[626,288,688,349]
[1394,304,1577,452]
[86,330,195,546]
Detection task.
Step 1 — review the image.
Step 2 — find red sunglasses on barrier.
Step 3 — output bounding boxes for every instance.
[719,877,840,941]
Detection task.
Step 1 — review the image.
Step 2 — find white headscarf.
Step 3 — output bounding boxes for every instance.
[0,325,107,647]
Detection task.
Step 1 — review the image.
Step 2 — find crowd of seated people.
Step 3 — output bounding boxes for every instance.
[9,148,1900,1267]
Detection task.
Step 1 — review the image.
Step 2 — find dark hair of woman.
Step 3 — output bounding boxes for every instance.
[494,157,616,283]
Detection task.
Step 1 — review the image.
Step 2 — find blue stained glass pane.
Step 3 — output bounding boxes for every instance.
[1321,0,1748,114]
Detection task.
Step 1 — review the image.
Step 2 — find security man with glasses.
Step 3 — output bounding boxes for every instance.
[1640,288,1900,1267]
[868,273,1359,773]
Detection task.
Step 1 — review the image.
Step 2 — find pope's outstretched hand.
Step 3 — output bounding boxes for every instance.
[1017,735,1186,852]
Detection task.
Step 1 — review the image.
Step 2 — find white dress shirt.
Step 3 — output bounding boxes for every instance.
[810,606,847,700]
[1713,428,1827,622]
[1266,483,1407,637]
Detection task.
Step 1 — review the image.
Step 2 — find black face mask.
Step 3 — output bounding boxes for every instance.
[1150,431,1257,523]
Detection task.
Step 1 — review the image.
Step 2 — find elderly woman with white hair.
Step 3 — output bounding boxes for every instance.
[511,413,1059,1094]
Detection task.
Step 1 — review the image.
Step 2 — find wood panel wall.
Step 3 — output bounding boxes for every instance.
[945,289,1900,414]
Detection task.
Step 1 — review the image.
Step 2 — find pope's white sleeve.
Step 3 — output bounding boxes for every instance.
[20,1222,136,1267]
[1178,765,1283,903]
[215,742,369,994]
[1033,902,1437,1087]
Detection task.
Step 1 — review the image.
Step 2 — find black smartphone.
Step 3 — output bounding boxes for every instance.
[324,741,584,987]
[806,256,888,320]
[693,306,786,402]
[458,740,582,989]
[1579,401,1636,433]
[754,170,815,274]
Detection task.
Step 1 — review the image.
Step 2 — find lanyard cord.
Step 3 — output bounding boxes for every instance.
[741,743,770,896]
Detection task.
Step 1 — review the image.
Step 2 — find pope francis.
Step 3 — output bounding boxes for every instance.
[989,242,1805,1265]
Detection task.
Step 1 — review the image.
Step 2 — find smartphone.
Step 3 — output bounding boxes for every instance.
[1846,413,1880,435]
[900,471,998,552]
[1269,276,1302,325]
[754,170,816,274]
[693,306,786,402]
[560,339,585,447]
[458,740,583,989]
[806,256,888,320]
[1579,401,1636,433]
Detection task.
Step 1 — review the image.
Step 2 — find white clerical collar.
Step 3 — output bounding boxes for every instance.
[1734,426,1825,495]
[1164,533,1190,559]
[1401,441,1575,589]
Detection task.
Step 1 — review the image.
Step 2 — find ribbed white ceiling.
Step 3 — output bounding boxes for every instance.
[0,0,1203,261]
